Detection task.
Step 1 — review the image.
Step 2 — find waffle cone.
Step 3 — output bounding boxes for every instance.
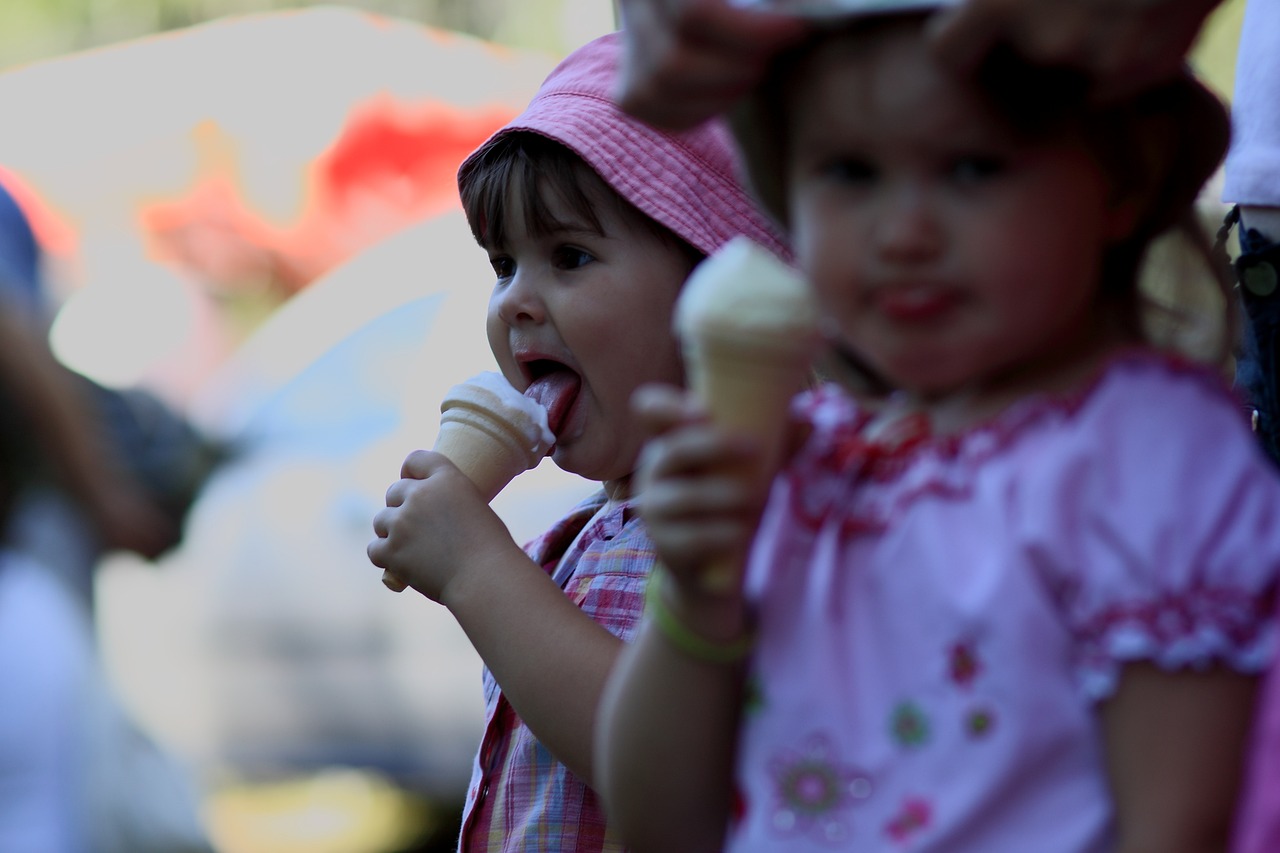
[685,327,815,592]
[433,407,542,502]
[687,328,813,470]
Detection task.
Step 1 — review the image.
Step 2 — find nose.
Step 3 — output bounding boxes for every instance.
[873,184,942,263]
[492,266,546,327]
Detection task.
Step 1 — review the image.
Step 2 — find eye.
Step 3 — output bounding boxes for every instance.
[820,157,876,185]
[552,246,595,270]
[948,155,1004,184]
[489,254,514,280]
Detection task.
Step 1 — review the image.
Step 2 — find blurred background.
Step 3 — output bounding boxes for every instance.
[0,1,1250,851]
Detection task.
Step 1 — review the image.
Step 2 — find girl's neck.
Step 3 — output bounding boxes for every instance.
[602,475,633,505]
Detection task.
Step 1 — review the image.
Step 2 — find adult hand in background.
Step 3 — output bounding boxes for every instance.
[614,0,1224,130]
[615,0,807,130]
[928,0,1226,102]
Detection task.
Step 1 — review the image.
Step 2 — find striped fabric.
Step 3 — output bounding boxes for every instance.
[458,490,654,852]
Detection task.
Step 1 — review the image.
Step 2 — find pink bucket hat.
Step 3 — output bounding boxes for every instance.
[456,31,789,260]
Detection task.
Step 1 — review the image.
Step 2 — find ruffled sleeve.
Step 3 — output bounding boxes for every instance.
[1013,362,1280,700]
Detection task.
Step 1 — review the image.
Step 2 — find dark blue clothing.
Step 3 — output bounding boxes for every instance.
[0,182,41,318]
[1234,222,1280,468]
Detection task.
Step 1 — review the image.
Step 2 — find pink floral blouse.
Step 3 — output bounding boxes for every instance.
[729,351,1280,852]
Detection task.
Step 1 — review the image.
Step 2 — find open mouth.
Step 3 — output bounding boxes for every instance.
[522,359,582,438]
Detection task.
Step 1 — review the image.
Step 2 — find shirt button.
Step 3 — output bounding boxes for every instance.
[1243,261,1278,297]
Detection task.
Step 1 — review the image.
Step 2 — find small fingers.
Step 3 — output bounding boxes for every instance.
[632,383,707,438]
[400,448,438,479]
[367,523,389,567]
[384,478,407,508]
[636,421,757,490]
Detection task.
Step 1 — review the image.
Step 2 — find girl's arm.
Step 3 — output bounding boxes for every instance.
[440,536,624,786]
[596,383,765,851]
[596,600,747,853]
[1101,661,1257,853]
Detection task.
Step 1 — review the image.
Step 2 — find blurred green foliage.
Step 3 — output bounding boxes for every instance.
[0,0,618,71]
[1194,0,1245,100]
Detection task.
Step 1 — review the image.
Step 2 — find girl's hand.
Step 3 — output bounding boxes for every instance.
[367,450,517,603]
[615,0,808,130]
[633,383,766,594]
[929,0,1223,103]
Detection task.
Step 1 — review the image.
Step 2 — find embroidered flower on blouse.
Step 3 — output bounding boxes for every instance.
[885,797,932,844]
[965,706,996,739]
[768,733,873,844]
[890,702,930,748]
[948,641,982,688]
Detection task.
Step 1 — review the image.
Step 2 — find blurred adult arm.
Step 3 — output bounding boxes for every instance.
[614,0,1224,129]
[0,305,175,558]
[928,0,1225,102]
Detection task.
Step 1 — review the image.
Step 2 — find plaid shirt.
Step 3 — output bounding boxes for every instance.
[457,490,653,852]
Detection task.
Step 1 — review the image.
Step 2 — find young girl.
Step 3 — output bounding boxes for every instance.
[595,3,1280,851]
[365,32,787,851]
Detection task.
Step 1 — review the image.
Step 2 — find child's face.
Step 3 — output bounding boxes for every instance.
[484,178,692,490]
[784,20,1130,400]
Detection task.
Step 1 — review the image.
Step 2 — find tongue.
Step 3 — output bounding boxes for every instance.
[525,370,581,437]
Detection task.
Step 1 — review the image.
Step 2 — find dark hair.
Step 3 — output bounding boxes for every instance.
[732,15,1234,365]
[457,132,704,267]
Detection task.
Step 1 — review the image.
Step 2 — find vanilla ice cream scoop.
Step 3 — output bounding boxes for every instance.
[677,235,819,353]
[382,371,553,592]
[675,236,820,591]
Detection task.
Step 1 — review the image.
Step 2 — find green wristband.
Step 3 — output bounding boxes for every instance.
[644,569,754,665]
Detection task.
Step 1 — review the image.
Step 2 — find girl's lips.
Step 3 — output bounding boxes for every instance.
[873,284,961,323]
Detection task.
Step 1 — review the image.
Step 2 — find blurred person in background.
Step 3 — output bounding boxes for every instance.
[1217,0,1280,470]
[0,179,216,851]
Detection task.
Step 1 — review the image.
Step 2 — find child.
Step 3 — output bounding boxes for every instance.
[595,3,1280,851]
[365,32,787,852]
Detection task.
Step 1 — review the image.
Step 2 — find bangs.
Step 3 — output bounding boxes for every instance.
[459,133,606,248]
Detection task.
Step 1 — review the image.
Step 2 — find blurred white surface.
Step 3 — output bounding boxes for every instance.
[96,210,597,799]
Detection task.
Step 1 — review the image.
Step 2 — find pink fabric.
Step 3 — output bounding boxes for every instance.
[456,32,788,261]
[1222,0,1280,207]
[730,351,1279,852]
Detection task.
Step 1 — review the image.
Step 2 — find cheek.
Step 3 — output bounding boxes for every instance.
[485,304,510,363]
[794,223,856,316]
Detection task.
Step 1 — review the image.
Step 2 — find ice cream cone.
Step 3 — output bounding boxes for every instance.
[432,402,547,502]
[675,237,819,593]
[382,372,553,592]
